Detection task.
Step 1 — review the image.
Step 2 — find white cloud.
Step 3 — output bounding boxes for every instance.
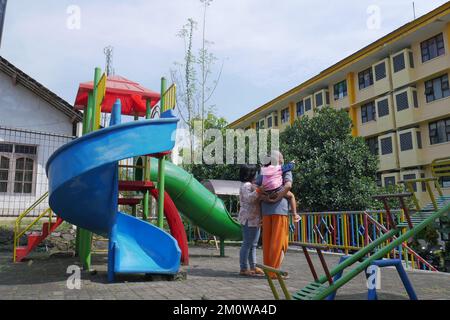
[1,0,448,122]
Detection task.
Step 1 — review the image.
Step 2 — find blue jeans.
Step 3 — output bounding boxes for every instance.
[240,222,261,270]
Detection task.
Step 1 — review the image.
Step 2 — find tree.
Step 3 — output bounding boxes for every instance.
[280,107,379,211]
[171,0,224,165]
[185,111,239,182]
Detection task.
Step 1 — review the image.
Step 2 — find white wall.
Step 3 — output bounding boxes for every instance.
[0,70,76,216]
[0,71,73,135]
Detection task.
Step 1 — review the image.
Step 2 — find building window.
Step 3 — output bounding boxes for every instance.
[416,131,422,149]
[315,92,323,107]
[377,98,389,117]
[259,120,265,129]
[304,98,312,112]
[374,62,386,81]
[403,174,417,192]
[409,51,415,68]
[421,33,445,62]
[399,132,413,151]
[440,176,450,188]
[365,137,379,156]
[0,143,37,194]
[395,91,409,111]
[0,156,10,193]
[255,122,260,130]
[361,101,376,123]
[296,101,304,117]
[14,158,34,194]
[274,114,278,127]
[393,52,406,73]
[425,74,450,103]
[380,137,393,155]
[412,90,418,108]
[384,176,396,187]
[267,117,273,128]
[429,117,450,145]
[358,67,373,90]
[334,80,347,100]
[281,108,290,124]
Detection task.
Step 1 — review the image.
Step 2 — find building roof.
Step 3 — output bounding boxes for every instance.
[74,75,161,117]
[0,56,83,123]
[228,2,450,128]
[202,179,241,196]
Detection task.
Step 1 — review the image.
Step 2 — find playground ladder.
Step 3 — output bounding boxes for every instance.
[13,192,63,262]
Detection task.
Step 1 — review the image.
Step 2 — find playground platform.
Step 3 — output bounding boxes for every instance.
[0,246,449,300]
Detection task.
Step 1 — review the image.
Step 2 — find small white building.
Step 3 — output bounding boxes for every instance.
[0,56,82,216]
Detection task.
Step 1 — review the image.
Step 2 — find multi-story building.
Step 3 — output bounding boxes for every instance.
[229,3,450,206]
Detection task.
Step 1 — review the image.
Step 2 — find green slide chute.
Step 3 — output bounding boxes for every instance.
[150,158,242,241]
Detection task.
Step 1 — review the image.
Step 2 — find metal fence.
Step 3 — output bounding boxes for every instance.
[0,126,75,217]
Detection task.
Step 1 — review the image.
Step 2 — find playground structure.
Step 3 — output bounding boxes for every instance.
[12,67,243,281]
[258,157,450,300]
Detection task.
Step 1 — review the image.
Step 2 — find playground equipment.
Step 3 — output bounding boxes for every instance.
[14,67,243,281]
[259,165,450,300]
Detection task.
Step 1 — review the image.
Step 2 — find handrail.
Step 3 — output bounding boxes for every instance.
[13,192,53,263]
[364,211,438,272]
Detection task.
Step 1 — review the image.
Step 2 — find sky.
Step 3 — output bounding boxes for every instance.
[0,0,448,123]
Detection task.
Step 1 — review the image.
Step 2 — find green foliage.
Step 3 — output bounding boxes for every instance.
[183,111,239,182]
[280,107,379,211]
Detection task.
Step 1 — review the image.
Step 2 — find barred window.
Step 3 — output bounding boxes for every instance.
[315,92,323,107]
[334,80,347,100]
[0,156,10,193]
[380,137,393,155]
[304,98,312,111]
[429,117,450,145]
[399,132,413,151]
[14,158,34,194]
[425,74,450,103]
[377,99,389,117]
[395,91,409,111]
[365,137,379,156]
[361,101,376,123]
[281,108,290,124]
[374,62,386,81]
[0,143,37,195]
[296,101,304,117]
[393,53,406,73]
[358,67,373,90]
[421,33,445,62]
[403,174,417,192]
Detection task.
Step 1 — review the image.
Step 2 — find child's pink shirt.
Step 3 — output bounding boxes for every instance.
[260,165,283,191]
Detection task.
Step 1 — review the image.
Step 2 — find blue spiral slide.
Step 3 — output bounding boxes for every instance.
[46,106,181,282]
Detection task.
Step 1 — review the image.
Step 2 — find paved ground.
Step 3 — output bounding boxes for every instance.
[1,245,450,300]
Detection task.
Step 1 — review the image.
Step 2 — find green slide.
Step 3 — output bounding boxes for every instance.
[150,158,242,241]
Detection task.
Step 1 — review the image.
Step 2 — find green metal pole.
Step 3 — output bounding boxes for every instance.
[157,78,167,229]
[143,99,152,221]
[75,106,89,255]
[220,238,225,257]
[78,67,102,270]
